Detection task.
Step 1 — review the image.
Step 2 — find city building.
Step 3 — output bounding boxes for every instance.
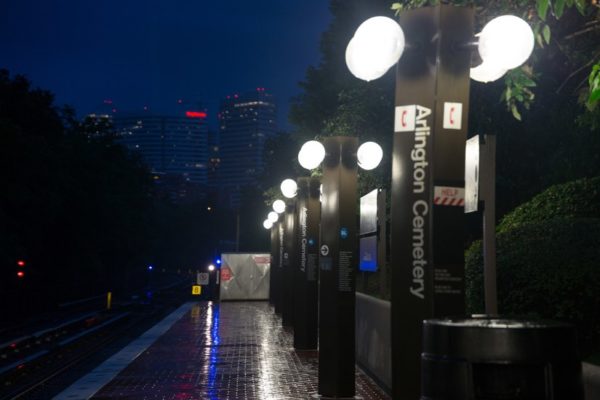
[112,109,209,202]
[217,88,277,208]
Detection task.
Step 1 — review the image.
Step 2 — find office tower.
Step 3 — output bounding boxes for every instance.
[218,88,277,208]
[113,109,209,202]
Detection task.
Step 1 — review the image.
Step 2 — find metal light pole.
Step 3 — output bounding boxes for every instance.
[282,200,296,327]
[293,177,320,350]
[266,200,286,316]
[318,136,358,397]
[269,221,280,307]
[346,6,535,399]
[297,137,383,398]
[391,6,473,399]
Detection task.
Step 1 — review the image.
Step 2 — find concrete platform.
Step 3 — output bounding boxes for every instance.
[56,301,390,400]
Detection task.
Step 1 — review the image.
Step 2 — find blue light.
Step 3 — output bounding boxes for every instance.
[215,259,221,265]
[147,265,154,271]
[359,259,378,272]
[340,227,349,239]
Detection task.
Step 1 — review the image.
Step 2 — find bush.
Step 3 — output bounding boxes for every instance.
[466,218,600,357]
[497,176,600,233]
[467,178,600,357]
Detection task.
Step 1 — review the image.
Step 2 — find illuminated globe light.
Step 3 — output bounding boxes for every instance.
[478,15,534,70]
[280,179,298,198]
[298,140,326,170]
[357,141,383,170]
[354,16,405,69]
[272,199,286,214]
[346,17,405,82]
[268,211,279,223]
[470,60,508,83]
[345,37,390,82]
[208,264,215,272]
[263,219,273,229]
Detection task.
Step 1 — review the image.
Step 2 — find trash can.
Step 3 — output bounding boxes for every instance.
[421,317,584,399]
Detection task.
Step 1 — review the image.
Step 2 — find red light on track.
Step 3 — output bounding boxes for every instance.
[17,260,25,267]
[186,111,207,119]
[17,271,25,278]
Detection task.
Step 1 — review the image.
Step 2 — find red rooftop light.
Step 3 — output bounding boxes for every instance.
[186,111,207,119]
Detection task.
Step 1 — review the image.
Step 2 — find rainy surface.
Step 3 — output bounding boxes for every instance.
[93,302,390,400]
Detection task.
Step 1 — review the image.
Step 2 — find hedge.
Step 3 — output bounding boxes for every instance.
[465,217,600,356]
[497,176,600,233]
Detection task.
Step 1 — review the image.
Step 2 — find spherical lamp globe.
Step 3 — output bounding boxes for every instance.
[280,179,298,198]
[470,61,508,83]
[268,211,279,223]
[263,219,273,229]
[478,15,534,70]
[346,16,405,82]
[357,141,383,170]
[272,199,286,214]
[345,37,389,82]
[298,140,326,170]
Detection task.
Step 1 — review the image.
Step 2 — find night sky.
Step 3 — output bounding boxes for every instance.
[0,1,331,130]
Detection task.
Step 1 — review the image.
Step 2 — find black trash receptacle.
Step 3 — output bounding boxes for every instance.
[421,317,583,400]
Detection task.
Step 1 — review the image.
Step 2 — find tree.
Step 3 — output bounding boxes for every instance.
[0,70,156,321]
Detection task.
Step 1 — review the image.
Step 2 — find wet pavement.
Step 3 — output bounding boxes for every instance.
[91,302,390,400]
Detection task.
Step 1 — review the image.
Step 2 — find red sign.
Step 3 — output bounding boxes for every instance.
[221,266,233,281]
[433,186,465,206]
[185,111,207,119]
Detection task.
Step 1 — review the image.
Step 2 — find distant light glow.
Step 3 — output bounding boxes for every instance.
[263,219,273,229]
[268,211,279,223]
[216,259,221,265]
[280,179,298,198]
[148,265,154,271]
[17,271,24,278]
[17,260,25,267]
[272,199,286,214]
[208,264,215,272]
[186,111,207,118]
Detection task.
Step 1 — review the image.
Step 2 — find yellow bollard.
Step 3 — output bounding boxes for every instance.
[107,291,112,310]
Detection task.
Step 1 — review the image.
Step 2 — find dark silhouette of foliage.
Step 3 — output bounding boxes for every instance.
[0,70,156,321]
[466,178,600,357]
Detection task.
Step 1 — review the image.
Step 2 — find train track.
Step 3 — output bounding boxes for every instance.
[0,281,190,399]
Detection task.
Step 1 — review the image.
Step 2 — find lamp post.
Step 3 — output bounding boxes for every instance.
[267,180,299,329]
[268,218,280,307]
[268,200,286,315]
[346,6,534,399]
[272,197,296,326]
[292,176,320,350]
[299,137,382,398]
